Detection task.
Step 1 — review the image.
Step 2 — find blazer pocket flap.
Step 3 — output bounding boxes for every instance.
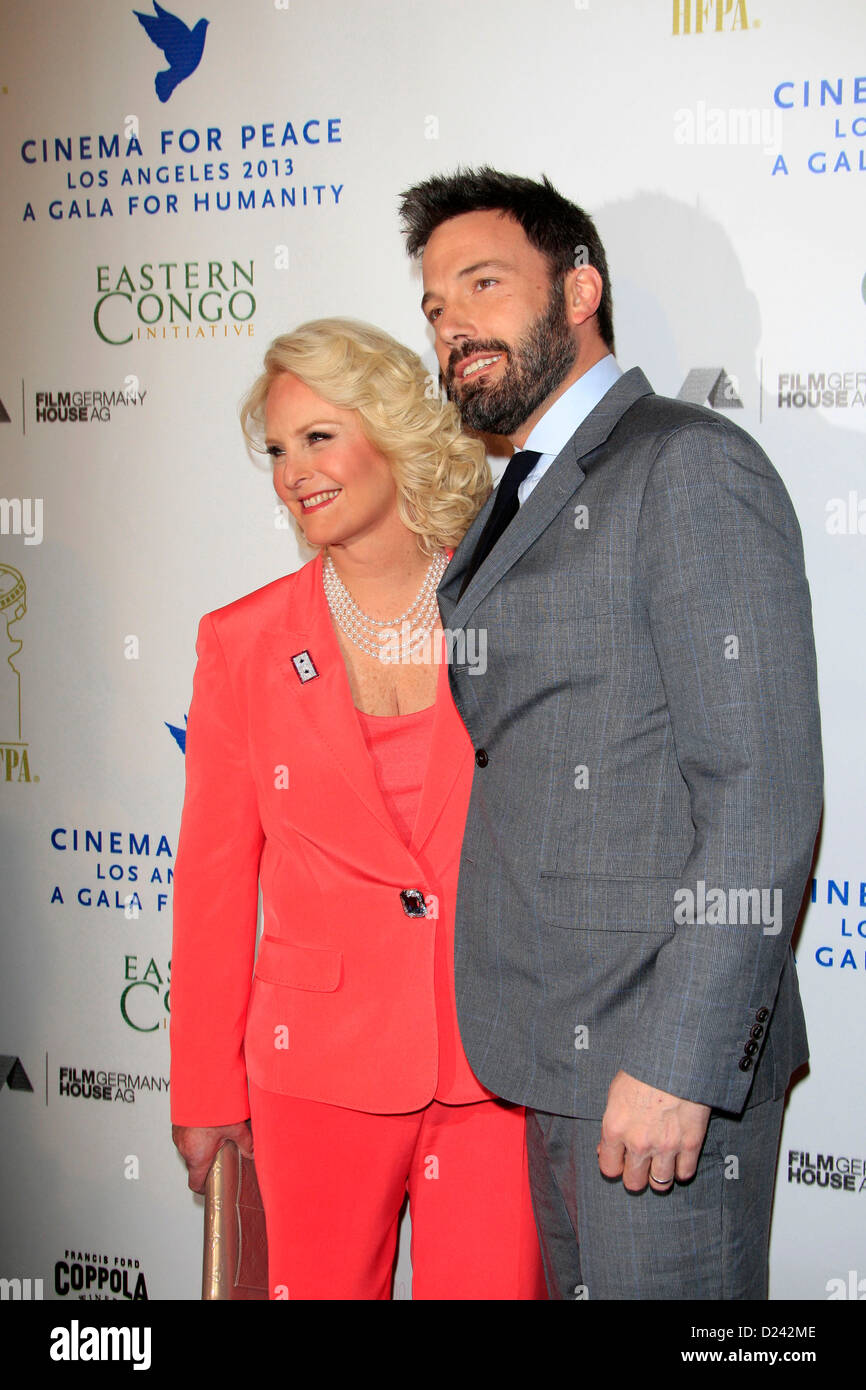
[254,937,343,992]
[538,874,680,933]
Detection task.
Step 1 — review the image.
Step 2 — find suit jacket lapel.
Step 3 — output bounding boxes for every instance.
[440,367,655,628]
[410,637,470,855]
[264,550,469,863]
[263,552,401,843]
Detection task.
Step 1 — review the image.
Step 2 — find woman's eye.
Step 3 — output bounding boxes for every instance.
[306,431,332,444]
[266,444,283,459]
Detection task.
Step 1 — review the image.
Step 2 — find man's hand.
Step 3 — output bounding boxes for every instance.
[172,1120,254,1194]
[597,1070,711,1192]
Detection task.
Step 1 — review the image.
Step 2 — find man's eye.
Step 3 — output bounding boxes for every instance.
[475,278,496,290]
[428,307,442,324]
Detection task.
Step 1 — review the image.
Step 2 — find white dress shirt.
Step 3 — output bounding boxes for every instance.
[517,354,623,505]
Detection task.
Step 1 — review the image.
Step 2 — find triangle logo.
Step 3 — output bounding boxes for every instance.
[0,1055,34,1091]
[677,367,743,410]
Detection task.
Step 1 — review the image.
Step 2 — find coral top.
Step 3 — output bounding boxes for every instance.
[355,705,436,849]
[356,701,491,1104]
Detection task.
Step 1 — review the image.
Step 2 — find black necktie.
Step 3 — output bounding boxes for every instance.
[458,450,541,598]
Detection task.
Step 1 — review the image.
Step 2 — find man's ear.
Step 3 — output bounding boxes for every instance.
[563,264,604,328]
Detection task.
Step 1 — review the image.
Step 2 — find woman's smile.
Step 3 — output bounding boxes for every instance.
[300,488,342,513]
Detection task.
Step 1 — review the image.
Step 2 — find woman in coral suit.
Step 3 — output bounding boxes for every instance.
[170,319,547,1300]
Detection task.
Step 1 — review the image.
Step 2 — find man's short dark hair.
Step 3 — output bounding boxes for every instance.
[399,166,614,352]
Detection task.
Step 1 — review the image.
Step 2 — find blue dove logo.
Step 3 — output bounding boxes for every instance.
[165,714,187,753]
[134,3,209,103]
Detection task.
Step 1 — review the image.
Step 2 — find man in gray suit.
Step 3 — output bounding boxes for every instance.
[399,168,822,1299]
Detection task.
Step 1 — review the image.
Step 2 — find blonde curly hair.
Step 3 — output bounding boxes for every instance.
[240,318,492,556]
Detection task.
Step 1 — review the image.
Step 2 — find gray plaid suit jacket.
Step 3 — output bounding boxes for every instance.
[439,368,822,1120]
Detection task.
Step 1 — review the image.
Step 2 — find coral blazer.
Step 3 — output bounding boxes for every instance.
[170,550,494,1125]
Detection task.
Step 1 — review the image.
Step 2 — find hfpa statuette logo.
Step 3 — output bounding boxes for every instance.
[0,565,36,783]
[133,3,209,103]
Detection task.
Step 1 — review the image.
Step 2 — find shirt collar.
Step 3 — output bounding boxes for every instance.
[523,354,623,458]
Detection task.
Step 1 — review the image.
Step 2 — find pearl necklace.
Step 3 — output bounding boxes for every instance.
[323,551,449,663]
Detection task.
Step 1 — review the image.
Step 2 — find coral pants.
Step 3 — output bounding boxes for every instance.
[248,1081,548,1300]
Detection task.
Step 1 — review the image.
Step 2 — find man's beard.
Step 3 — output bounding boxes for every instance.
[445,280,577,436]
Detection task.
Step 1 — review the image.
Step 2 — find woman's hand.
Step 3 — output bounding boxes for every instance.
[172,1121,254,1194]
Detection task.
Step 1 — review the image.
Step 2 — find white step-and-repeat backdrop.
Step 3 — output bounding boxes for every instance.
[1,0,863,1302]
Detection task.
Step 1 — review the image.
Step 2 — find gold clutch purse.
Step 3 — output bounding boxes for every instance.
[202,1141,269,1300]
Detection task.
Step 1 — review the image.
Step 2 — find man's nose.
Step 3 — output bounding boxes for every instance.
[436,301,476,350]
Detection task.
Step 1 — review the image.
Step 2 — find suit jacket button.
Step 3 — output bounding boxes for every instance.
[738,1056,753,1071]
[750,1024,764,1040]
[400,889,427,918]
[755,1007,769,1023]
[475,748,489,767]
[744,1040,759,1057]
